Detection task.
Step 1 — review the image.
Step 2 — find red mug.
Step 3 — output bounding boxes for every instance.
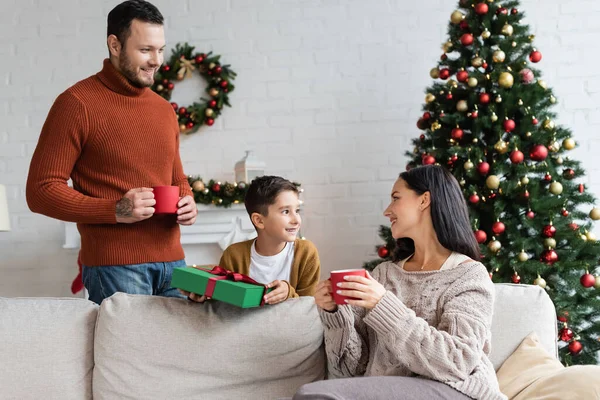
[330,269,367,305]
[153,186,179,214]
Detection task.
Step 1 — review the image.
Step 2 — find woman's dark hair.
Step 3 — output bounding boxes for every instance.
[107,0,164,47]
[393,165,480,262]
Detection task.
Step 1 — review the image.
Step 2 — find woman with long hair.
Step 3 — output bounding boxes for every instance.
[294,165,505,400]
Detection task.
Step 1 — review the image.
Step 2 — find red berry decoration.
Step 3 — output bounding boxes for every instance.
[439,68,451,80]
[212,183,221,192]
[580,272,596,288]
[457,70,469,82]
[477,161,490,176]
[530,144,548,161]
[469,193,480,204]
[205,118,215,126]
[167,82,174,90]
[540,249,559,265]
[503,119,516,132]
[475,3,489,14]
[186,122,194,129]
[479,93,490,104]
[214,66,223,74]
[178,107,187,115]
[510,150,524,164]
[460,33,474,46]
[492,221,506,235]
[512,273,521,284]
[220,80,228,88]
[475,230,487,244]
[559,327,574,342]
[377,246,389,258]
[542,224,557,238]
[170,102,178,111]
[422,155,436,165]
[568,340,582,355]
[529,50,543,63]
[451,128,464,140]
[209,100,217,108]
[162,78,169,85]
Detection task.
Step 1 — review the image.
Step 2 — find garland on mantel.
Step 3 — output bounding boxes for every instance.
[188,176,302,208]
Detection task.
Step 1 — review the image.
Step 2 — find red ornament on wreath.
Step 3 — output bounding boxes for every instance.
[152,42,236,134]
[377,246,389,258]
[212,183,221,192]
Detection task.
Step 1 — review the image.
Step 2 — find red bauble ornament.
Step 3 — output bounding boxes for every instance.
[214,66,223,74]
[544,173,552,182]
[205,118,215,126]
[178,107,187,115]
[511,8,519,15]
[419,134,425,141]
[470,111,478,119]
[161,65,171,72]
[496,7,508,15]
[479,93,490,104]
[580,273,596,288]
[162,78,169,85]
[209,100,217,108]
[460,33,474,46]
[457,70,469,82]
[532,117,539,125]
[459,20,469,30]
[451,128,464,140]
[475,229,487,244]
[439,68,451,80]
[475,3,489,14]
[559,327,574,342]
[194,55,205,64]
[558,315,568,323]
[377,246,389,258]
[170,102,178,111]
[167,82,174,90]
[542,224,557,238]
[489,192,497,200]
[540,249,559,265]
[529,50,542,63]
[423,112,432,120]
[503,119,516,132]
[512,273,521,284]
[561,208,569,217]
[563,168,575,180]
[417,118,428,130]
[422,155,436,165]
[482,62,488,70]
[510,150,524,164]
[568,340,582,355]
[569,222,579,230]
[522,190,530,200]
[212,183,221,192]
[526,210,535,219]
[530,144,548,161]
[579,184,584,193]
[186,122,194,129]
[446,93,453,100]
[492,221,506,235]
[469,194,480,204]
[220,80,228,88]
[477,161,490,176]
[441,54,448,61]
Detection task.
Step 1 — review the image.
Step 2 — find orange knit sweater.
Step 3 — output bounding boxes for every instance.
[26,59,192,266]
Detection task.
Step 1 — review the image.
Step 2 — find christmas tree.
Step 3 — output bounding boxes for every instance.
[365,0,600,365]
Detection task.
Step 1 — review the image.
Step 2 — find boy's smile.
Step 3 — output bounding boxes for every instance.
[262,190,302,243]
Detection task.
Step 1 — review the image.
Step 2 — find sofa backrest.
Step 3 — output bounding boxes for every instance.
[490,283,558,370]
[92,293,325,400]
[0,297,97,400]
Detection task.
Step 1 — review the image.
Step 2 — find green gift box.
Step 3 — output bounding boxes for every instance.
[171,266,271,308]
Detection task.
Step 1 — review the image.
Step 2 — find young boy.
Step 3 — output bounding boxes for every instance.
[185,175,321,305]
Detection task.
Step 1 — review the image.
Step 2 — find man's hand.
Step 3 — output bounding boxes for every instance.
[116,187,155,223]
[264,280,289,305]
[179,289,210,303]
[177,195,197,225]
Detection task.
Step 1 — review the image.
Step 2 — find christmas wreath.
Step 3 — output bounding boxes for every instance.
[188,176,302,208]
[152,43,236,134]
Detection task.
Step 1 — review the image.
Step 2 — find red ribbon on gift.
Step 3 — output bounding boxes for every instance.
[194,265,268,306]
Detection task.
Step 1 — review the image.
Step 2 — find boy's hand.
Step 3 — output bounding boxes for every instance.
[179,289,210,303]
[264,280,289,305]
[314,280,337,312]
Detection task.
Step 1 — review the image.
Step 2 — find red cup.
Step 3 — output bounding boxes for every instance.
[330,269,367,305]
[153,186,179,214]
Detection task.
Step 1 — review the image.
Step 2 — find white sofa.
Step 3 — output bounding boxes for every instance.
[0,283,557,400]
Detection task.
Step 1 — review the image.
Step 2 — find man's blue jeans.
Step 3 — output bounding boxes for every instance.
[82,259,187,305]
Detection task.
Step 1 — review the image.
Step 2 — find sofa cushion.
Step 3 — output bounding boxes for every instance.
[490,284,558,370]
[497,332,600,399]
[0,297,97,400]
[93,293,325,400]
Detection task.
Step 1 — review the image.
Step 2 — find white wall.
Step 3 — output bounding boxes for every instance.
[1,0,599,297]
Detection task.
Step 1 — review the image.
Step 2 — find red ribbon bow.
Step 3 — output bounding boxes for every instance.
[195,265,267,306]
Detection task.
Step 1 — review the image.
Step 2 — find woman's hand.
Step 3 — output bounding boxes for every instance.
[336,271,386,309]
[314,279,337,312]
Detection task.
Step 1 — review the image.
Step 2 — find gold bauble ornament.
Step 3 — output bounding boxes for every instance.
[431,121,441,130]
[521,176,529,185]
[589,208,600,220]
[471,57,483,68]
[451,10,464,24]
[468,77,478,87]
[156,84,164,91]
[512,41,517,47]
[548,140,561,153]
[425,93,436,103]
[460,179,466,186]
[498,72,514,88]
[464,160,474,170]
[543,119,555,130]
[488,239,501,253]
[491,112,498,122]
[518,99,524,105]
[563,138,576,150]
[518,251,529,262]
[550,95,556,104]
[494,140,508,154]
[526,131,532,137]
[430,68,440,79]
[556,156,564,165]
[179,124,187,132]
[447,79,458,88]
[192,180,205,192]
[481,29,491,39]
[442,41,453,53]
[456,100,468,112]
[534,275,547,289]
[586,231,597,241]
[209,88,219,97]
[549,181,563,195]
[209,62,216,69]
[501,24,514,36]
[486,175,500,189]
[495,95,502,103]
[581,234,588,241]
[472,138,478,143]
[538,79,548,89]
[205,108,214,117]
[544,238,556,248]
[594,277,600,289]
[492,50,506,63]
